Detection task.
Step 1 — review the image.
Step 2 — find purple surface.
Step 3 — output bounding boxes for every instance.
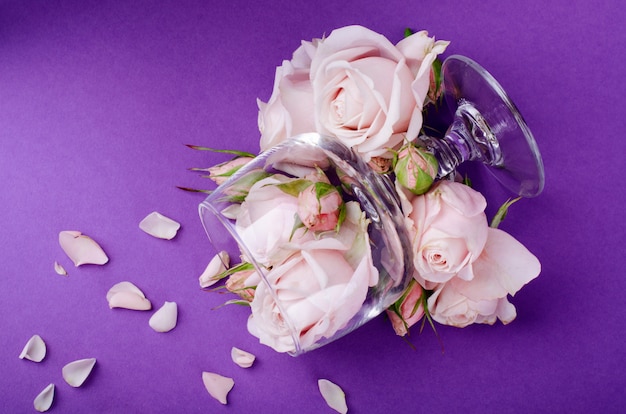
[1,0,624,412]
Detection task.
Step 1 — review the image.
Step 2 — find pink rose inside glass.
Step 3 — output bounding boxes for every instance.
[199,133,412,355]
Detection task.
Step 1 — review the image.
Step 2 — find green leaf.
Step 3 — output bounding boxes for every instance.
[490,197,521,228]
[176,186,213,194]
[212,299,251,309]
[404,28,414,38]
[462,174,472,187]
[185,144,256,158]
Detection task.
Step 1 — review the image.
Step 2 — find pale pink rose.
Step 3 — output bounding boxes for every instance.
[395,30,450,108]
[235,174,313,266]
[258,41,318,151]
[386,281,425,336]
[310,26,448,161]
[247,248,377,353]
[297,183,343,232]
[257,26,448,160]
[207,157,253,185]
[427,227,541,327]
[408,180,489,285]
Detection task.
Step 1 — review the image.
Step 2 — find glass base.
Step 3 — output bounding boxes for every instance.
[442,55,545,197]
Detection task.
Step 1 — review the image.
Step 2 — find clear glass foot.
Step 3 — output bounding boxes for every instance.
[421,55,545,198]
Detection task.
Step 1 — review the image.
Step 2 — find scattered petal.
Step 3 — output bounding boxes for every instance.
[62,358,96,387]
[19,334,47,362]
[54,261,68,276]
[149,301,178,332]
[230,347,255,368]
[106,281,152,311]
[59,231,109,266]
[33,383,55,412]
[202,372,234,405]
[318,379,348,414]
[199,251,229,288]
[139,211,180,240]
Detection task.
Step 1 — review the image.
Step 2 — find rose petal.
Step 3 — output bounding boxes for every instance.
[62,358,96,387]
[33,383,55,412]
[148,301,178,332]
[199,251,229,288]
[54,261,68,276]
[19,334,47,362]
[106,281,152,311]
[318,379,348,414]
[59,230,109,266]
[202,371,234,405]
[139,211,180,240]
[230,347,256,368]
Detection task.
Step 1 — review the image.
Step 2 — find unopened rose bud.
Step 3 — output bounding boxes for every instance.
[207,157,253,185]
[225,269,256,302]
[297,182,343,232]
[394,145,438,195]
[386,280,424,336]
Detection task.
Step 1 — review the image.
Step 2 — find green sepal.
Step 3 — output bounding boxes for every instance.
[334,202,347,233]
[274,178,313,197]
[200,262,256,291]
[490,197,522,228]
[218,170,272,203]
[289,213,307,242]
[404,27,414,38]
[185,144,256,158]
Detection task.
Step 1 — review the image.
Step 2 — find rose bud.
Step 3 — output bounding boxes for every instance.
[394,144,438,195]
[386,280,425,336]
[206,157,253,185]
[297,182,343,232]
[225,269,257,302]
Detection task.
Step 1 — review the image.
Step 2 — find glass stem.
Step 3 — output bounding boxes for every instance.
[419,100,503,178]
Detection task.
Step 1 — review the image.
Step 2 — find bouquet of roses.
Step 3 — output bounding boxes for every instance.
[188,25,541,354]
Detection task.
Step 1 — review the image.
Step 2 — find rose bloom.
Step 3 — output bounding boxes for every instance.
[258,25,449,161]
[235,174,313,267]
[427,228,541,327]
[247,248,377,353]
[408,180,489,285]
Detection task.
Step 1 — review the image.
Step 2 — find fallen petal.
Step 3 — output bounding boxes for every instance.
[59,230,109,267]
[54,261,68,276]
[33,383,55,412]
[62,358,96,387]
[202,372,234,405]
[149,301,178,332]
[106,281,152,310]
[199,251,229,288]
[230,347,255,368]
[19,334,47,362]
[318,379,348,414]
[139,212,180,240]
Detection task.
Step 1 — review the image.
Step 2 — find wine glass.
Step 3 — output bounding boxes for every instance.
[420,55,545,198]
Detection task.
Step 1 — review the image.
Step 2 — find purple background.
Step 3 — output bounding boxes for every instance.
[1,0,624,412]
